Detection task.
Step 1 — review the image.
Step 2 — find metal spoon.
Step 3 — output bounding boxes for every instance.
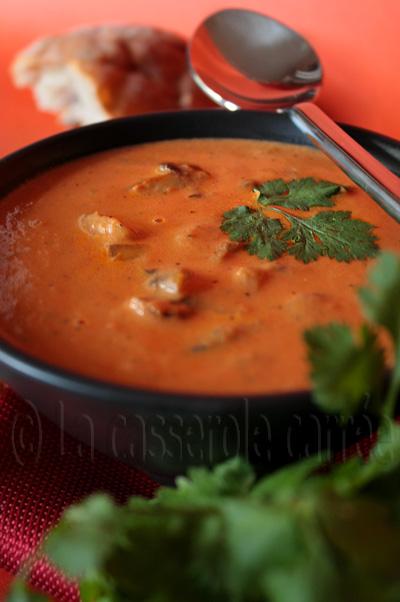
[189,8,400,221]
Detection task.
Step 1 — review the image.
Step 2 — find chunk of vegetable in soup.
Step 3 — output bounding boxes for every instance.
[0,139,398,395]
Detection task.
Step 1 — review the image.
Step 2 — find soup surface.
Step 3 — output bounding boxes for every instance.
[0,139,398,394]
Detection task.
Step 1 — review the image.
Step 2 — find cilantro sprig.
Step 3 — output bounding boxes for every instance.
[8,253,400,602]
[221,206,286,260]
[279,209,378,263]
[221,177,378,263]
[306,252,400,420]
[304,323,385,421]
[256,177,341,210]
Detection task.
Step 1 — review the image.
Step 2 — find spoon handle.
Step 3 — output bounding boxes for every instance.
[285,102,400,222]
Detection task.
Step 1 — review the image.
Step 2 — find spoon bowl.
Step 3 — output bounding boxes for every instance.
[190,8,322,110]
[190,9,400,221]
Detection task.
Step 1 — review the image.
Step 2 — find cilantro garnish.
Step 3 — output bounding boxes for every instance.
[221,206,378,264]
[304,323,385,420]
[359,252,400,416]
[8,254,400,602]
[255,177,341,210]
[359,252,400,344]
[221,177,379,263]
[221,206,286,260]
[305,252,400,420]
[280,209,379,263]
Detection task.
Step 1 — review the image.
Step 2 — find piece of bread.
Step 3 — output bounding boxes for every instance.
[11,25,213,126]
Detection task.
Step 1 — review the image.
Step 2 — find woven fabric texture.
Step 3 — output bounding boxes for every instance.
[0,385,158,601]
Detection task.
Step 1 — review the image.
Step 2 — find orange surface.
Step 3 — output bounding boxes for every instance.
[1,0,400,158]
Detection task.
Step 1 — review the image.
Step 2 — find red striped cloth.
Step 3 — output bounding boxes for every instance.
[0,384,377,601]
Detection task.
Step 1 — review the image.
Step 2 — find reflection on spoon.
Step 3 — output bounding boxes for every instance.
[189,9,400,222]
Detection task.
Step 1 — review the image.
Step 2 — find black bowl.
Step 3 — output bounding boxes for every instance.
[0,110,399,480]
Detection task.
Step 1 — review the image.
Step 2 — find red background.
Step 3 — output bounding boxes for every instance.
[1,0,400,158]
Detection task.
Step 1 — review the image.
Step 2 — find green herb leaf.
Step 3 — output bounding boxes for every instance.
[157,456,255,504]
[331,421,400,497]
[359,252,400,344]
[252,454,328,502]
[281,210,379,263]
[220,206,287,260]
[304,322,385,420]
[222,182,378,264]
[79,574,115,602]
[318,492,400,590]
[7,580,48,602]
[221,206,378,264]
[44,494,121,579]
[255,177,342,210]
[359,253,400,416]
[10,442,400,602]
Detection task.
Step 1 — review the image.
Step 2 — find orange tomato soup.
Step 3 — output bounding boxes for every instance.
[0,139,398,394]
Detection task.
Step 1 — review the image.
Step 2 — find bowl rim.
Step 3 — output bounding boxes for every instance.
[0,109,398,408]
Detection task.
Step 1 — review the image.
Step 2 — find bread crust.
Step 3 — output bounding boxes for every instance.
[12,25,212,125]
